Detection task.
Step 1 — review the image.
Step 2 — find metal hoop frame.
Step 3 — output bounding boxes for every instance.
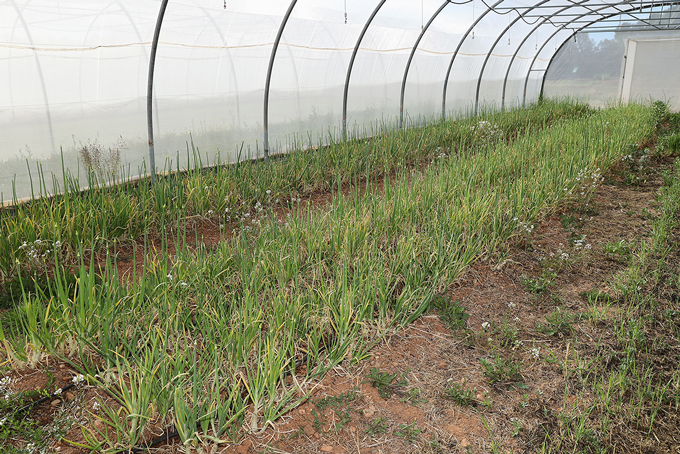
[523,2,680,106]
[473,0,554,115]
[399,0,451,128]
[442,0,506,120]
[343,0,388,139]
[142,0,680,184]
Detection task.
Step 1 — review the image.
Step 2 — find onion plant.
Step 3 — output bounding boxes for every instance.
[0,101,657,451]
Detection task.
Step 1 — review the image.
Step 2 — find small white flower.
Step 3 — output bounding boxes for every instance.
[180,282,189,288]
[225,207,230,213]
[167,273,173,281]
[530,348,540,359]
[266,190,271,195]
[72,374,85,385]
[207,210,214,216]
[507,302,516,309]
[54,388,62,395]
[481,322,490,330]
[514,317,521,322]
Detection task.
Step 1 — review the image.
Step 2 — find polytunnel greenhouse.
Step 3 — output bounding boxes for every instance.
[1,0,679,201]
[4,2,680,453]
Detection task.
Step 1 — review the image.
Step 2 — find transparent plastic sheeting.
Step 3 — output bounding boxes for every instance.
[0,0,675,201]
[545,31,680,108]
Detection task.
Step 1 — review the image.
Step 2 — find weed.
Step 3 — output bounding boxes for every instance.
[288,426,304,439]
[661,168,675,187]
[78,137,124,177]
[364,416,388,436]
[523,273,554,294]
[498,319,520,348]
[431,295,469,331]
[312,390,358,433]
[579,289,611,304]
[314,390,358,412]
[364,368,406,399]
[480,354,524,386]
[310,408,324,433]
[651,100,670,126]
[603,239,632,262]
[394,422,421,443]
[443,382,478,406]
[560,213,584,232]
[536,307,575,337]
[401,388,426,406]
[639,207,656,221]
[510,418,523,437]
[664,132,680,154]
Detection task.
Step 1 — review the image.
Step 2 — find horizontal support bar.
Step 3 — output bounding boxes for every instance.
[578,25,680,31]
[493,1,675,10]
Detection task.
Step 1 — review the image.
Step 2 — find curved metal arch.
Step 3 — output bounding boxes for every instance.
[500,0,611,110]
[263,0,298,160]
[539,35,573,98]
[343,0,388,139]
[442,0,505,120]
[8,0,56,157]
[537,1,680,101]
[474,0,554,115]
[400,0,451,128]
[500,7,574,109]
[147,0,169,182]
[521,2,678,106]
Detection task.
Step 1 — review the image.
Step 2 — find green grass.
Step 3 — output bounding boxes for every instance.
[537,156,680,453]
[0,100,659,451]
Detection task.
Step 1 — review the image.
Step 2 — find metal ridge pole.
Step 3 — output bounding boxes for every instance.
[343,0,388,140]
[263,0,298,161]
[441,0,505,120]
[400,0,450,128]
[147,0,169,183]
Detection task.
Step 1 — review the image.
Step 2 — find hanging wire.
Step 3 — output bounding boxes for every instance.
[508,11,511,44]
[344,0,347,24]
[224,0,226,9]
[472,0,475,39]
